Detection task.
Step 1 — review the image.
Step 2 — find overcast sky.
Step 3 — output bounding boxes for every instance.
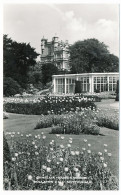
[3,4,119,57]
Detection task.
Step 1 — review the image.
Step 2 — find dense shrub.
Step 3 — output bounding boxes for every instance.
[97,117,119,130]
[4,96,96,115]
[3,77,22,97]
[115,80,119,101]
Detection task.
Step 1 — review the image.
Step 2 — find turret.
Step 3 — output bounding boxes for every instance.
[41,36,47,54]
[52,34,59,50]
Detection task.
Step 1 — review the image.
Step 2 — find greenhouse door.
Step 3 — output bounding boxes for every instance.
[75,81,83,93]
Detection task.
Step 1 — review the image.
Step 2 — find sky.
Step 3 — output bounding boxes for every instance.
[3,3,119,58]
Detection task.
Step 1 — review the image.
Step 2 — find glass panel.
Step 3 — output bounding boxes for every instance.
[87,77,89,83]
[109,84,112,91]
[94,84,96,92]
[97,84,100,91]
[101,77,103,83]
[97,77,100,83]
[94,77,96,83]
[113,84,116,91]
[104,77,107,83]
[58,79,62,84]
[84,84,86,91]
[109,77,112,83]
[101,84,104,92]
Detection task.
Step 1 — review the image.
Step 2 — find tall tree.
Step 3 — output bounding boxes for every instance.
[3,35,39,88]
[69,39,119,73]
[41,63,59,85]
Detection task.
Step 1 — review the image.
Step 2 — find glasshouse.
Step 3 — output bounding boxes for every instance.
[52,72,119,94]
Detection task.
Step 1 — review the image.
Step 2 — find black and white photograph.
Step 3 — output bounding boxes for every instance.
[2,0,120,191]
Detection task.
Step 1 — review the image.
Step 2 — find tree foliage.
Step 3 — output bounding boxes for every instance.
[69,39,119,73]
[3,35,39,88]
[41,63,59,85]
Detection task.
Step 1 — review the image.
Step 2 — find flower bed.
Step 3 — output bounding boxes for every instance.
[4,95,96,115]
[35,108,100,135]
[3,132,118,190]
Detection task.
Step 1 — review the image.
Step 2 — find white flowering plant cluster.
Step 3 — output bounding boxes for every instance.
[3,112,9,119]
[3,132,118,190]
[4,95,96,115]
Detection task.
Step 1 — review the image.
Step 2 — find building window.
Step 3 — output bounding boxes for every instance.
[66,78,75,94]
[78,77,89,92]
[55,78,65,94]
[94,77,107,92]
[109,77,118,91]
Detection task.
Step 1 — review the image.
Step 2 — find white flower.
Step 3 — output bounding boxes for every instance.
[42,135,46,139]
[87,150,91,154]
[82,148,86,151]
[47,159,51,163]
[67,144,71,148]
[64,167,69,172]
[84,139,87,143]
[88,144,91,147]
[108,153,112,157]
[69,138,73,140]
[50,148,53,151]
[35,152,39,155]
[56,134,60,137]
[61,136,65,140]
[69,140,72,144]
[59,157,63,162]
[98,152,102,156]
[12,157,16,161]
[60,144,64,149]
[41,132,44,135]
[51,140,54,143]
[75,151,80,155]
[35,135,38,138]
[32,141,35,145]
[46,167,51,172]
[15,153,18,157]
[104,149,107,153]
[71,151,75,156]
[75,172,80,178]
[100,157,104,161]
[21,134,23,137]
[42,165,47,170]
[103,163,107,168]
[17,132,20,135]
[34,145,38,149]
[28,175,33,180]
[57,162,60,165]
[73,167,79,172]
[58,181,64,187]
[104,144,108,147]
[50,142,53,145]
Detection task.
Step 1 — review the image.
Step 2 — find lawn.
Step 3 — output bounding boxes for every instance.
[4,98,119,180]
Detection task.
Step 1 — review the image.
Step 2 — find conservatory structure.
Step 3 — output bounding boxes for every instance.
[52,72,119,95]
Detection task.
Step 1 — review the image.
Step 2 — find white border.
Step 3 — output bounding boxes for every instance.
[0,0,120,195]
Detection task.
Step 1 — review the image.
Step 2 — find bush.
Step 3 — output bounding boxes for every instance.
[4,95,96,115]
[50,112,100,135]
[4,77,23,97]
[115,80,119,101]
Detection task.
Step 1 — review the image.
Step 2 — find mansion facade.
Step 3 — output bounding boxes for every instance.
[40,35,70,70]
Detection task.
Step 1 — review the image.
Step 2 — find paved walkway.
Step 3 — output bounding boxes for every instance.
[110,102,119,109]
